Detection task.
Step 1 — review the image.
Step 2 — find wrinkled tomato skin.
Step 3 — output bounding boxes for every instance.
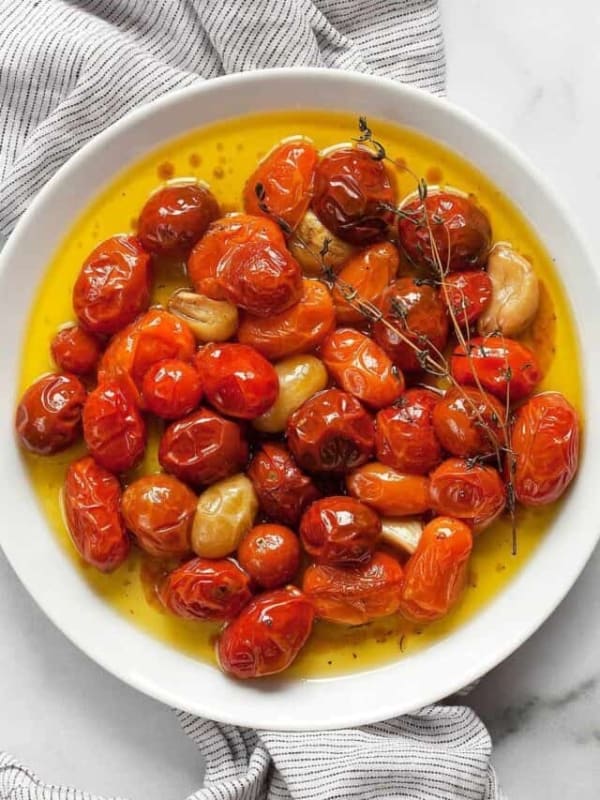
[161,557,252,621]
[15,373,86,455]
[217,586,314,679]
[286,388,375,473]
[429,458,506,529]
[51,325,103,375]
[443,271,493,327]
[194,343,278,420]
[450,336,541,402]
[63,456,130,572]
[312,146,395,245]
[432,386,506,458]
[238,524,301,589]
[399,516,473,623]
[238,278,335,360]
[73,235,151,335]
[159,407,248,487]
[121,474,196,557]
[247,443,320,526]
[373,278,449,372]
[137,182,219,257]
[299,495,381,566]
[321,327,404,409]
[141,358,203,419]
[303,551,404,625]
[398,192,491,272]
[243,139,318,231]
[511,391,580,506]
[346,463,430,516]
[333,242,399,325]
[375,388,442,475]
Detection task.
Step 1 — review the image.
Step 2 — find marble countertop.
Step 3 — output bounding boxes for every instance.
[1,1,599,798]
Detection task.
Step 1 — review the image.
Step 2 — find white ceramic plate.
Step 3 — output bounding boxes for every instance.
[0,69,598,730]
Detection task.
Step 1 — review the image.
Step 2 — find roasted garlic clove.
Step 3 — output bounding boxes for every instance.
[191,474,258,559]
[478,243,539,337]
[288,210,355,276]
[380,517,423,556]
[167,289,238,342]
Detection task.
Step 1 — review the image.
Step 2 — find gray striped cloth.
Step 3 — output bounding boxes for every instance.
[0,1,505,798]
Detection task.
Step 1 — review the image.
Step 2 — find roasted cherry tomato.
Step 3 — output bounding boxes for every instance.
[450,335,541,402]
[287,388,375,473]
[217,586,314,679]
[299,495,381,566]
[193,343,278,420]
[15,373,86,455]
[51,325,102,375]
[82,379,146,473]
[238,278,335,361]
[397,191,491,272]
[121,474,196,557]
[333,242,399,324]
[247,443,320,526]
[443,270,492,327]
[429,458,506,529]
[312,146,395,245]
[238,524,301,589]
[346,462,430,516]
[373,278,449,372]
[73,235,151,335]
[141,358,203,419]
[432,386,506,458]
[63,456,129,572]
[399,516,473,623]
[375,388,441,475]
[137,181,219,257]
[161,557,252,621]
[159,407,248,487]
[321,327,404,409]
[303,551,403,625]
[511,391,580,506]
[243,139,318,231]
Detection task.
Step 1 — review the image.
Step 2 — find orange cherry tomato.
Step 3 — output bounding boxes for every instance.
[121,474,196,557]
[141,359,203,419]
[321,327,404,409]
[432,386,506,458]
[238,524,301,589]
[193,343,278,420]
[312,146,395,245]
[511,391,580,506]
[333,242,399,325]
[299,495,381,566]
[73,235,151,335]
[243,139,318,231]
[158,407,248,487]
[137,182,219,257]
[237,278,335,360]
[442,270,492,327]
[161,557,252,621]
[375,388,442,475]
[399,516,473,623]
[51,325,102,375]
[397,192,491,272]
[63,456,130,572]
[287,388,375,473]
[450,335,541,402]
[373,277,449,372]
[15,373,86,455]
[346,462,430,516]
[217,586,314,678]
[303,551,404,625]
[429,458,506,529]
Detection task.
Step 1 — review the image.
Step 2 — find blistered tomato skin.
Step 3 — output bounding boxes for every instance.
[73,235,151,335]
[375,388,441,475]
[141,359,203,419]
[346,463,430,517]
[137,182,219,257]
[429,458,506,529]
[63,456,129,572]
[238,524,301,589]
[432,386,506,458]
[511,391,580,506]
[333,242,399,324]
[161,558,252,621]
[217,587,314,679]
[443,271,493,327]
[15,373,86,455]
[51,325,102,375]
[299,495,381,566]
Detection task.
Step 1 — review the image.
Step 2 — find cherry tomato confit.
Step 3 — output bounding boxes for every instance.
[15,120,581,681]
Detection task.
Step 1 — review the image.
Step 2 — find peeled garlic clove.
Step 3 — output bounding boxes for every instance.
[478,243,539,337]
[380,517,423,556]
[288,210,355,277]
[191,474,258,558]
[167,289,238,342]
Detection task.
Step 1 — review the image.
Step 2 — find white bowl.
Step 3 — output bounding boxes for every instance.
[0,69,598,730]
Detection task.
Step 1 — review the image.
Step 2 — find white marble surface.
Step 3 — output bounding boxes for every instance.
[1,2,599,798]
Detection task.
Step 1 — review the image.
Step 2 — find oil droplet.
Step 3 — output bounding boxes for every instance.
[189,153,201,168]
[426,166,443,183]
[157,161,175,180]
[213,166,225,180]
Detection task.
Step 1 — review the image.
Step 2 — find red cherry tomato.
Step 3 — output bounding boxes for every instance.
[432,386,506,458]
[15,373,86,455]
[429,458,506,529]
[73,235,151,335]
[63,456,129,572]
[299,495,381,566]
[346,462,430,516]
[375,388,442,475]
[217,586,314,679]
[333,242,399,325]
[161,557,252,621]
[141,359,203,419]
[399,516,473,623]
[238,524,301,589]
[442,270,493,326]
[51,325,102,375]
[312,146,395,245]
[511,391,580,506]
